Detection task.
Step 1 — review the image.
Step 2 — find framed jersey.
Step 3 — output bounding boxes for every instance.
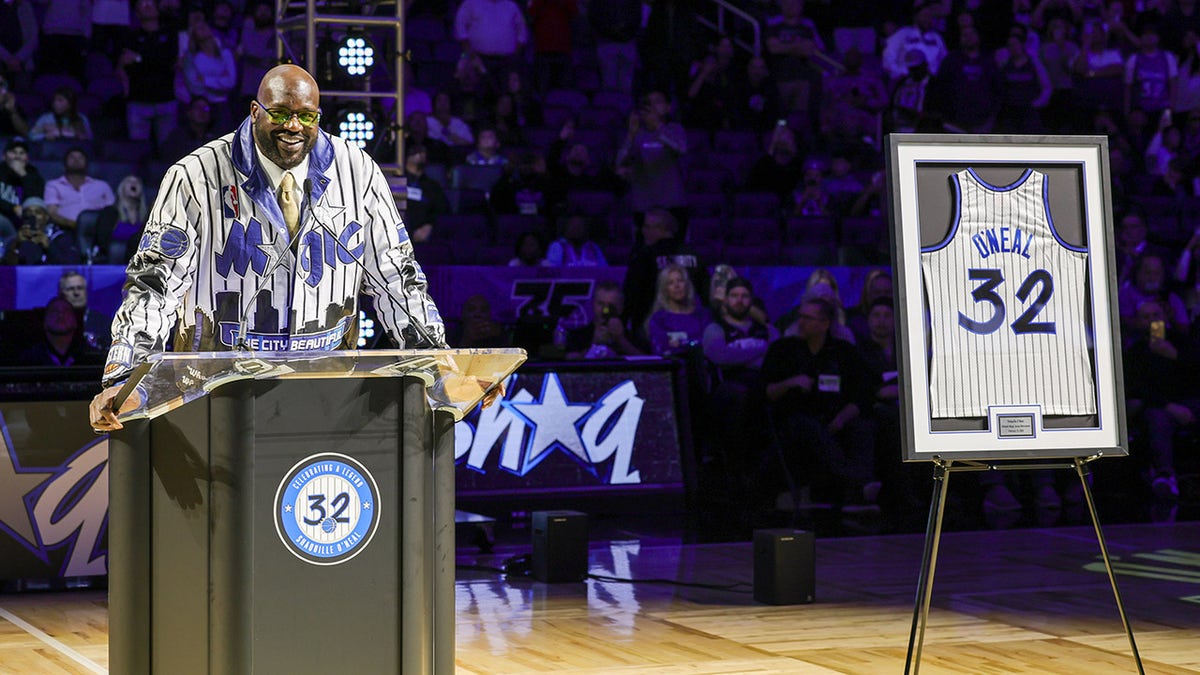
[885,135,1127,461]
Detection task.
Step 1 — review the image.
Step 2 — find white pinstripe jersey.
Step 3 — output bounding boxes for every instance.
[920,168,1096,418]
[102,117,447,387]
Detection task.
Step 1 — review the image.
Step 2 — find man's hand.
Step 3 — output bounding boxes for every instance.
[90,384,143,432]
[481,380,506,409]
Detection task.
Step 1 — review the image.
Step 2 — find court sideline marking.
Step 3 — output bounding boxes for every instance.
[0,606,106,674]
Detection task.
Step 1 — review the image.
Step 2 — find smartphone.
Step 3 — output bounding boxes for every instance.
[1151,319,1166,340]
[776,119,788,127]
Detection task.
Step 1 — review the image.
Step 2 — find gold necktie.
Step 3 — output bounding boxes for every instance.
[279,171,299,239]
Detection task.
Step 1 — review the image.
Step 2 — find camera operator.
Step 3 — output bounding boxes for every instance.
[565,281,643,359]
[2,196,80,264]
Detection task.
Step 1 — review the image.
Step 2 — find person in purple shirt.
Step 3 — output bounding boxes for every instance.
[645,263,711,356]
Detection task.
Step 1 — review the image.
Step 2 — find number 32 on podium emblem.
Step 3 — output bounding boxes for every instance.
[274,453,381,565]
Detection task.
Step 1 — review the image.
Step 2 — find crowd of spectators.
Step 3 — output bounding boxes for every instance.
[1,0,1199,527]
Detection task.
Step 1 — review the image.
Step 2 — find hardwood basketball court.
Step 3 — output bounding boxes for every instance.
[1,522,1197,674]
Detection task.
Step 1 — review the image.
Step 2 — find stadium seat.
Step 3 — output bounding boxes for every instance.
[784,215,838,246]
[495,213,548,244]
[590,90,633,113]
[726,216,781,244]
[450,164,505,192]
[544,89,589,111]
[732,191,782,218]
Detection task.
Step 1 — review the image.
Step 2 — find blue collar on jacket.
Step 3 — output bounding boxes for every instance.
[230,114,334,208]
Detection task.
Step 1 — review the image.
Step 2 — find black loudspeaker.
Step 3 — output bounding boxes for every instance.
[753,528,815,605]
[532,510,588,582]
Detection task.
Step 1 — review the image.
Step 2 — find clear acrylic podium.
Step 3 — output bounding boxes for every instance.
[107,349,526,675]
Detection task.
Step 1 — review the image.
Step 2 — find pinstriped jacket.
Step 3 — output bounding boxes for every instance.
[102,116,447,387]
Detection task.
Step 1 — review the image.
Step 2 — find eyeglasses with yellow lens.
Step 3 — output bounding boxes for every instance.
[255,99,321,127]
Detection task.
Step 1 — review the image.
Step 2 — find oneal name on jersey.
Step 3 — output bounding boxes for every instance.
[971,226,1034,260]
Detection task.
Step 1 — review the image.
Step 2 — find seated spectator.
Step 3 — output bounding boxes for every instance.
[778,267,854,343]
[0,74,31,136]
[453,294,511,348]
[58,269,111,351]
[0,138,44,241]
[112,175,148,262]
[43,147,116,263]
[881,0,947,82]
[565,281,642,359]
[545,214,606,267]
[930,24,1000,134]
[545,119,625,214]
[490,150,549,216]
[645,263,711,356]
[1120,253,1190,336]
[686,34,739,131]
[402,61,432,117]
[405,110,452,166]
[2,197,79,264]
[236,1,276,113]
[822,47,888,143]
[847,268,894,345]
[746,124,804,201]
[848,169,887,218]
[160,96,219,162]
[623,208,707,334]
[732,55,782,133]
[822,154,865,215]
[404,144,448,244]
[763,295,879,510]
[1152,157,1196,197]
[208,1,239,51]
[19,296,102,366]
[508,230,549,266]
[1124,297,1199,516]
[791,158,833,217]
[707,263,767,325]
[28,87,93,141]
[1114,208,1168,286]
[179,17,236,129]
[490,92,527,148]
[887,50,936,133]
[427,90,475,147]
[1145,113,1182,177]
[701,277,778,483]
[465,126,507,166]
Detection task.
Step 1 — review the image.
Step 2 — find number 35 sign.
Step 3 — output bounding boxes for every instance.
[885,135,1127,461]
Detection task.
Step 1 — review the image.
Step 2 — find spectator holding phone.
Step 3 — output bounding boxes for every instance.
[565,281,642,359]
[1,197,80,264]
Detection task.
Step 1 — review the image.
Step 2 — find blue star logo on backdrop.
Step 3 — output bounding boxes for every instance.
[509,373,595,476]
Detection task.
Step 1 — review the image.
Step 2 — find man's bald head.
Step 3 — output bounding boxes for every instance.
[257,64,320,108]
[251,64,321,170]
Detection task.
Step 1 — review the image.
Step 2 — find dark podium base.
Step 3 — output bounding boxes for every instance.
[109,376,455,674]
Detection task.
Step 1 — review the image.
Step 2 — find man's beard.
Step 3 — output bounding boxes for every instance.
[726,305,750,321]
[254,120,313,170]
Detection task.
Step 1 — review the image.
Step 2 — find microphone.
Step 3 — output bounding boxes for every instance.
[233,217,294,351]
[303,178,445,349]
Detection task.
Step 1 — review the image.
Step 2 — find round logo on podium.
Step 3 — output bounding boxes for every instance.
[274,453,380,566]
